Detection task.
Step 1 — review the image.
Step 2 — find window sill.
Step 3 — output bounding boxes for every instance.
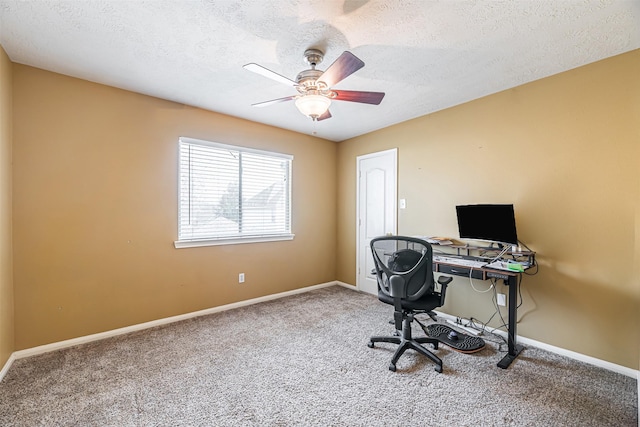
[174,234,295,249]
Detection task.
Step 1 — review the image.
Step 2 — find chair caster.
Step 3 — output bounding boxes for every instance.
[367,341,374,348]
[389,363,396,372]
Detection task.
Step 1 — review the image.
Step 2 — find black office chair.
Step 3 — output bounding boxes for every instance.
[367,236,453,373]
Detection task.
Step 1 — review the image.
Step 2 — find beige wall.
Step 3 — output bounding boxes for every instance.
[12,65,337,349]
[0,46,14,368]
[6,49,639,370]
[337,50,640,369]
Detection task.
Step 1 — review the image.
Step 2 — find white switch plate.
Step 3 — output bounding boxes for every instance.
[400,199,406,209]
[239,273,245,283]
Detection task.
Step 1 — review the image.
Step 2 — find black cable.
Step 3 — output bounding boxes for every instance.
[468,278,510,352]
[493,282,510,344]
[467,315,508,351]
[524,260,539,275]
[516,274,524,309]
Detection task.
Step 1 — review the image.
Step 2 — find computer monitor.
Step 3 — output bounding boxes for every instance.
[456,204,518,245]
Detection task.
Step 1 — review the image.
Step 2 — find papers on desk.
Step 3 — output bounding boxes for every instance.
[414,236,454,245]
[424,237,454,245]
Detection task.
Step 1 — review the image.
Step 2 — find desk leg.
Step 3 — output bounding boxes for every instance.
[497,275,523,369]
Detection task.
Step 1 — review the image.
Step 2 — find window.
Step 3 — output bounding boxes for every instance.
[175,137,293,248]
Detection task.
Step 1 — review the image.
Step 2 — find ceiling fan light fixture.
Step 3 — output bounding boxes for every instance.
[295,94,331,119]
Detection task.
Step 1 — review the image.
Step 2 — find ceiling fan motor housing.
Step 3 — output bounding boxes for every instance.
[297,49,331,94]
[296,69,324,87]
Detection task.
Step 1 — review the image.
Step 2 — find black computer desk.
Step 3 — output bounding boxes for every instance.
[432,258,527,369]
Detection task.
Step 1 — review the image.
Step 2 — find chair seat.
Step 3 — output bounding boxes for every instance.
[377,291,442,311]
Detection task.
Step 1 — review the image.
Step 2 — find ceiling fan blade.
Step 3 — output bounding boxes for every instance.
[317,110,332,121]
[251,96,297,107]
[243,63,297,87]
[318,51,364,88]
[333,90,385,105]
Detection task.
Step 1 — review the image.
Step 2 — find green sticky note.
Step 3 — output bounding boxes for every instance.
[507,263,524,272]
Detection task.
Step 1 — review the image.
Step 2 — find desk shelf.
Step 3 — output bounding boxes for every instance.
[434,262,514,281]
[446,244,535,266]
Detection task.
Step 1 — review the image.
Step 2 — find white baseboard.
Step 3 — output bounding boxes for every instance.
[5,281,339,374]
[335,281,356,290]
[2,282,637,384]
[433,310,639,379]
[0,352,16,383]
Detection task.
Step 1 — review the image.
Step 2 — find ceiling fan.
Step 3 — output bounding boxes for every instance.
[243,49,385,121]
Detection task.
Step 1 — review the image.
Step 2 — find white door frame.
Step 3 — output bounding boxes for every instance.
[355,148,398,293]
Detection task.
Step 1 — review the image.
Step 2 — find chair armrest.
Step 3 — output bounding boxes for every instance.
[436,275,452,305]
[438,276,453,286]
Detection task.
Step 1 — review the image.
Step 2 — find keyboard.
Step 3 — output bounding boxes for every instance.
[432,255,487,268]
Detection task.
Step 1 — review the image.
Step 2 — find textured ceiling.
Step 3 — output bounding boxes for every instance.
[1,0,639,141]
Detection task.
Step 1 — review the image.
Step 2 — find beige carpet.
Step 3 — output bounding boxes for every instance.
[0,285,637,426]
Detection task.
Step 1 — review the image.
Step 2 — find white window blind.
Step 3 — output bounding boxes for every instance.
[176,137,293,247]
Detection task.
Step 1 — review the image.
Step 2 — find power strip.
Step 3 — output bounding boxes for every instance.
[446,318,483,336]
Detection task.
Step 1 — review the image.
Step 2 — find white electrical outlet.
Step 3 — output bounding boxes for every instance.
[497,293,506,306]
[238,273,245,283]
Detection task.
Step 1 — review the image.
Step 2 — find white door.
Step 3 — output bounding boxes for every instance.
[356,149,397,295]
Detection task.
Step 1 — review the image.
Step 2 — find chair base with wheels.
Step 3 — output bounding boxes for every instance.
[368,313,443,372]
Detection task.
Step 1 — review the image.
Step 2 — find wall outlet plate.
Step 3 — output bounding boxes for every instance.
[497,293,506,306]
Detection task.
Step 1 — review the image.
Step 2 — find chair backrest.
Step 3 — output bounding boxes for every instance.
[370,236,434,301]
